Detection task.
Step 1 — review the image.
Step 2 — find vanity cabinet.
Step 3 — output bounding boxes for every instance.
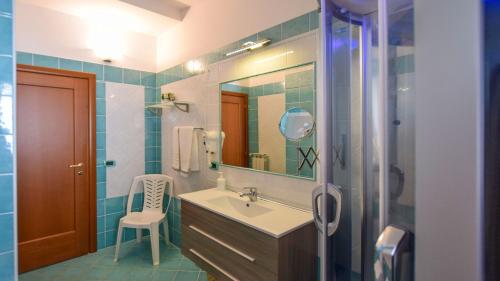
[181,201,317,281]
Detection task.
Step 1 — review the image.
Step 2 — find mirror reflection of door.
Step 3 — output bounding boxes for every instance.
[221,91,248,167]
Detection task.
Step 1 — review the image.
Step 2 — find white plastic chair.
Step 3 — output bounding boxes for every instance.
[114,174,174,265]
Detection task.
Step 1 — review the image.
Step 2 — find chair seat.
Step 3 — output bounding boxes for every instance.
[121,211,166,227]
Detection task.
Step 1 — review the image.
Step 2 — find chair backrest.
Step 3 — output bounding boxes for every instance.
[126,174,174,214]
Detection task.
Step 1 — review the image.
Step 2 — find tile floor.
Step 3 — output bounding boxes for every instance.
[19,240,207,281]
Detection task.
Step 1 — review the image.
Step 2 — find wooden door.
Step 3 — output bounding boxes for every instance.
[221,92,248,167]
[16,65,96,272]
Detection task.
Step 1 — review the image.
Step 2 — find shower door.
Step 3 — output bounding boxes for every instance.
[316,0,415,280]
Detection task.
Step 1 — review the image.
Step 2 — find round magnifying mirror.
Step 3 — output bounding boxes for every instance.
[278,107,315,141]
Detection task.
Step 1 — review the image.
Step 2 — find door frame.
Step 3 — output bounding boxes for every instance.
[16,64,97,253]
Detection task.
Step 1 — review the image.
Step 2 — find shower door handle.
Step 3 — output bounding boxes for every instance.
[312,183,342,236]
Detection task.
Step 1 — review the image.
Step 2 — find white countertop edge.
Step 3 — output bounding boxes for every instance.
[178,193,314,238]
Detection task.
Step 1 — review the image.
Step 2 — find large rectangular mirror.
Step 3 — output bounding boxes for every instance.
[219,63,316,180]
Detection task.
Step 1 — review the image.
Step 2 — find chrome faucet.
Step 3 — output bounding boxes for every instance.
[239,187,258,202]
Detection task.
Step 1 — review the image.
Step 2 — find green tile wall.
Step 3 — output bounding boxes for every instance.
[0,1,15,280]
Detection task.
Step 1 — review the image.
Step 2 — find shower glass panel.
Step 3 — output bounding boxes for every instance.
[329,7,364,281]
[363,0,415,279]
[322,0,415,280]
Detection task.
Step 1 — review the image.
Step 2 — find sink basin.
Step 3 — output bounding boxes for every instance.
[179,188,313,237]
[206,196,272,218]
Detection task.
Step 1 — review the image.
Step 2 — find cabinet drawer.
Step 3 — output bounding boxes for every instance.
[183,225,277,281]
[181,201,279,273]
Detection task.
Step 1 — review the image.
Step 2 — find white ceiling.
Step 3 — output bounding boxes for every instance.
[17,0,197,36]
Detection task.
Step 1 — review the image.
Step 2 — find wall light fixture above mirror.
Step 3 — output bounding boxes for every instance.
[219,63,316,180]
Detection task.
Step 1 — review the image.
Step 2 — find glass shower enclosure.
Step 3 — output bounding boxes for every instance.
[314,0,415,280]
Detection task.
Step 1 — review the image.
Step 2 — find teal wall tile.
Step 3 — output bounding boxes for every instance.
[96,82,105,99]
[105,230,117,247]
[105,197,124,214]
[59,58,82,71]
[141,71,156,88]
[309,11,319,30]
[0,57,12,90]
[0,135,13,174]
[16,52,32,65]
[83,62,103,81]
[96,115,106,132]
[96,149,106,165]
[0,95,13,135]
[97,182,106,200]
[97,233,105,250]
[97,216,104,233]
[0,0,12,13]
[145,88,156,103]
[33,54,59,68]
[96,132,106,150]
[263,83,274,95]
[300,86,314,102]
[299,69,314,86]
[285,72,300,89]
[0,17,12,55]
[258,24,282,43]
[104,65,123,83]
[97,199,105,216]
[105,212,123,231]
[286,88,300,103]
[0,175,13,213]
[0,252,14,281]
[124,68,141,85]
[96,99,106,115]
[97,165,106,182]
[283,14,310,40]
[239,34,258,45]
[0,214,13,253]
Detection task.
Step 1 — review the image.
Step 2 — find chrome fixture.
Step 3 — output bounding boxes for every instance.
[239,187,258,202]
[225,38,271,57]
[145,92,193,115]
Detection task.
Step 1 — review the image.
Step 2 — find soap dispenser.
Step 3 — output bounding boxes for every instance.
[217,172,226,190]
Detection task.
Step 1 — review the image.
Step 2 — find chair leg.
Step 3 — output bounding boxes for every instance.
[136,228,142,243]
[162,221,170,245]
[150,223,160,266]
[114,222,124,262]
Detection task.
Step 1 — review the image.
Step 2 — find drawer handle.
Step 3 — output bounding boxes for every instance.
[190,249,240,281]
[189,225,256,262]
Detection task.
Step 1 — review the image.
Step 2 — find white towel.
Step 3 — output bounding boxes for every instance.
[179,126,200,175]
[172,127,180,171]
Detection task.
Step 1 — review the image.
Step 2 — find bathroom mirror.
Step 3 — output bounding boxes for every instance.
[279,107,315,142]
[219,63,316,180]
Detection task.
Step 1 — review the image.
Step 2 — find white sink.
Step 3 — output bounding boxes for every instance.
[206,196,272,218]
[179,188,313,238]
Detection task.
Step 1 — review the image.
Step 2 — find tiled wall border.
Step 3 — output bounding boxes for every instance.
[155,11,320,88]
[0,0,16,280]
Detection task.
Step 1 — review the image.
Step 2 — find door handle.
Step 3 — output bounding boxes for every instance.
[312,183,342,236]
[68,162,84,168]
[312,186,323,233]
[374,225,412,281]
[326,183,342,236]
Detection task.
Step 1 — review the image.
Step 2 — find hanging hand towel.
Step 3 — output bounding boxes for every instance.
[172,127,181,171]
[179,126,200,175]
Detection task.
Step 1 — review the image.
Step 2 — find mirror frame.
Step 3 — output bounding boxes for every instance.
[218,62,317,181]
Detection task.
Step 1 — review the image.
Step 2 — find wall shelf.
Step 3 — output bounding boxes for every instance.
[145,101,193,115]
